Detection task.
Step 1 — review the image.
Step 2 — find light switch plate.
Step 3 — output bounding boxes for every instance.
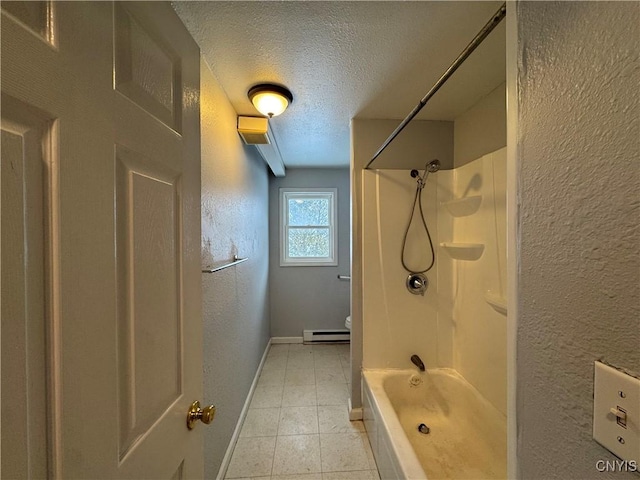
[593,361,640,462]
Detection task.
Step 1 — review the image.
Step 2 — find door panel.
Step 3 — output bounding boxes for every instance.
[1,0,52,42]
[1,2,202,478]
[0,100,52,480]
[114,3,182,132]
[115,146,184,460]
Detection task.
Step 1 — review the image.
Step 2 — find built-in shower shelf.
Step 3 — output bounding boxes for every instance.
[440,243,484,261]
[485,292,507,315]
[442,195,482,217]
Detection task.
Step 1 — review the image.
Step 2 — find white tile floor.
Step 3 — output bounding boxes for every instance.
[225,343,380,480]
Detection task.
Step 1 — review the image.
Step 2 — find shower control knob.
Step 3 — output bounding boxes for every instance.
[406,273,428,296]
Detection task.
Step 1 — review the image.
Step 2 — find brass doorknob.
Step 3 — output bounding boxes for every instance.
[187,400,216,430]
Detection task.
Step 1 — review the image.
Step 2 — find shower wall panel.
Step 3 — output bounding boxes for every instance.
[361,170,443,370]
[360,148,507,417]
[352,118,453,408]
[438,147,507,415]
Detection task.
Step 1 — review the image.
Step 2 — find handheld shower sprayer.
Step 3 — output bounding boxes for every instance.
[426,159,441,173]
[411,159,441,189]
[402,159,440,289]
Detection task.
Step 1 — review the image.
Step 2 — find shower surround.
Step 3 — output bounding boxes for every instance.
[352,117,507,477]
[362,148,507,406]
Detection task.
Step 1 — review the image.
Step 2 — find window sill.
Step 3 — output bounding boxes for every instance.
[280,260,338,267]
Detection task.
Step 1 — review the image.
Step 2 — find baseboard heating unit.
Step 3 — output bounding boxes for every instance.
[303,329,350,343]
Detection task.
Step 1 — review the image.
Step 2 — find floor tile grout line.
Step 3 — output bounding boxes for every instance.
[229,345,368,479]
[318,423,325,475]
[268,367,282,478]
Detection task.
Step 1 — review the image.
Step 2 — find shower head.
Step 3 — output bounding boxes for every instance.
[410,160,440,181]
[426,159,441,173]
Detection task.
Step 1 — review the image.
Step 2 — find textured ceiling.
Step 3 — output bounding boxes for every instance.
[173,1,506,168]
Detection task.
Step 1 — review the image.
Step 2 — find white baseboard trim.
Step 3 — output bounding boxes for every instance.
[216,338,272,480]
[271,336,303,344]
[348,397,363,421]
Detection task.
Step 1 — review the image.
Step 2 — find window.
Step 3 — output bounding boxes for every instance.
[280,188,337,266]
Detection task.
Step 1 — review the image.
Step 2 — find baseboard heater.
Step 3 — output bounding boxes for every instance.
[303,329,350,343]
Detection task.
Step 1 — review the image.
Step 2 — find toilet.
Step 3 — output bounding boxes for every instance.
[345,315,351,330]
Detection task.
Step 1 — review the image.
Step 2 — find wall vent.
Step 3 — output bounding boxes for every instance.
[237,116,270,145]
[303,329,350,343]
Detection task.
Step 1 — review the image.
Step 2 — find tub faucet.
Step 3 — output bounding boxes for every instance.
[411,354,425,372]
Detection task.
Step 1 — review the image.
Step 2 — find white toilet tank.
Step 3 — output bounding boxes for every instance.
[345,315,351,330]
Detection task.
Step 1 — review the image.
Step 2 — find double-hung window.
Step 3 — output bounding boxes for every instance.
[280,188,337,266]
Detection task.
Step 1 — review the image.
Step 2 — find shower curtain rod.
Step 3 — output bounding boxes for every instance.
[364,3,507,170]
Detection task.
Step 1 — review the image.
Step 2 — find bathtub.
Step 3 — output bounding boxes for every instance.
[362,369,506,480]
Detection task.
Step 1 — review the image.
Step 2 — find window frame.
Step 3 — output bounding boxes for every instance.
[279,187,338,267]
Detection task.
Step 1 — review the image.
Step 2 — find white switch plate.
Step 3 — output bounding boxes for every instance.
[593,361,640,462]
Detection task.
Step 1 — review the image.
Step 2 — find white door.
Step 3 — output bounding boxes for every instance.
[1,2,204,478]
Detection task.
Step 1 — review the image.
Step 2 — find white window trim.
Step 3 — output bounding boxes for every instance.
[280,187,338,267]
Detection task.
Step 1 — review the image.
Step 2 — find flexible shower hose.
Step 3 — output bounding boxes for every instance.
[401,171,436,274]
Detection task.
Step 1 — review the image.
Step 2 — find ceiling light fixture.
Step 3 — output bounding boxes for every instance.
[248,84,293,118]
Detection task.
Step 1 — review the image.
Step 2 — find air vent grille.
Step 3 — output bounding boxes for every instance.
[240,132,270,145]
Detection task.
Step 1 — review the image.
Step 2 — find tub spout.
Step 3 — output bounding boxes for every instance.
[410,354,425,372]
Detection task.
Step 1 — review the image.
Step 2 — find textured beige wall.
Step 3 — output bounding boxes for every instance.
[454,83,506,167]
[200,59,270,478]
[516,2,639,477]
[352,119,454,171]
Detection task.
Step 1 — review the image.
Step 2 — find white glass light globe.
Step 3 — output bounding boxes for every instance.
[251,92,289,117]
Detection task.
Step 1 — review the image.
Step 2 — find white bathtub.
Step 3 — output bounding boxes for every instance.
[362,369,506,480]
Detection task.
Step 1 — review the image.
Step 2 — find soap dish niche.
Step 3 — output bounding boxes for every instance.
[440,243,484,261]
[442,195,482,217]
[485,292,507,315]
